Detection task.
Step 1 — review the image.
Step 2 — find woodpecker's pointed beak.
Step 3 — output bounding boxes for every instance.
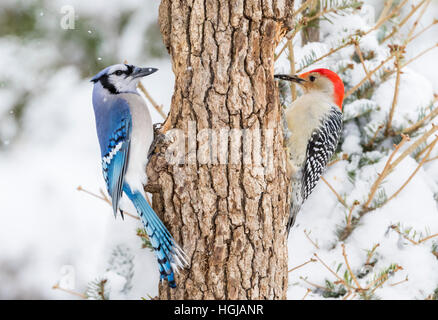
[132,67,158,79]
[274,74,307,84]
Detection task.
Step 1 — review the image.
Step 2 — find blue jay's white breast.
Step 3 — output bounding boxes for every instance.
[119,93,153,192]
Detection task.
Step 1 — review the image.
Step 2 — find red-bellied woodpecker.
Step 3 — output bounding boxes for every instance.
[275,68,344,233]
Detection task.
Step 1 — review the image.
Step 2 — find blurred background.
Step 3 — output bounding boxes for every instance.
[0,0,437,299]
[0,0,173,299]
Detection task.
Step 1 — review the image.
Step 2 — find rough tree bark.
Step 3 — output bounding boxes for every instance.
[147,0,294,300]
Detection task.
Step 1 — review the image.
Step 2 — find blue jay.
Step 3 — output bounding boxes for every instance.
[91,64,187,288]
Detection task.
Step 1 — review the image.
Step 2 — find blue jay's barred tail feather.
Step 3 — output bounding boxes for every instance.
[123,186,188,288]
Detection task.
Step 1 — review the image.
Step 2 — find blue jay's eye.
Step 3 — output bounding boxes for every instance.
[309,75,316,82]
[114,70,123,76]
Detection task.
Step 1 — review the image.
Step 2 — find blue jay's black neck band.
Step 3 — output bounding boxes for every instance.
[98,75,118,94]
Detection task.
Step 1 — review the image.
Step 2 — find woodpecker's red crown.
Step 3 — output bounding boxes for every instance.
[299,68,344,110]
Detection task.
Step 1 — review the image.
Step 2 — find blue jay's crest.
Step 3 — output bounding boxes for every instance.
[91,63,158,94]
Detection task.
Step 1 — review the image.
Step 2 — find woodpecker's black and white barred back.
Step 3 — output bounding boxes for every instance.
[302,106,343,200]
[287,106,343,232]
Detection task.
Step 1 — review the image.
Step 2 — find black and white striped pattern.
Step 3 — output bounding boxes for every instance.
[301,106,342,200]
[287,106,342,233]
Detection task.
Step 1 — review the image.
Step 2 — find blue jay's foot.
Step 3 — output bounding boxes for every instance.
[148,131,167,160]
[153,122,163,132]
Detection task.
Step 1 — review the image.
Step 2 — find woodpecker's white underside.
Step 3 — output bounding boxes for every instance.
[285,91,336,173]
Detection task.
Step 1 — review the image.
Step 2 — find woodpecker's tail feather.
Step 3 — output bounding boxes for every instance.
[287,180,304,235]
[287,201,301,235]
[123,185,188,288]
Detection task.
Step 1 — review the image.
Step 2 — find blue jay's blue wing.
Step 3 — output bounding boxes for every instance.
[95,98,132,218]
[102,118,131,217]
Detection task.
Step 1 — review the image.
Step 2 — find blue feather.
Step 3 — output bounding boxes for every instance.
[124,186,187,288]
[95,99,131,217]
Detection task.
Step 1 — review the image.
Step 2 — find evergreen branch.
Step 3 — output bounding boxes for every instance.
[386,135,438,205]
[401,43,438,69]
[354,42,373,85]
[418,232,438,244]
[314,253,348,287]
[389,276,409,287]
[370,0,409,35]
[85,278,109,300]
[390,224,419,245]
[375,0,394,27]
[138,81,167,119]
[408,19,438,43]
[343,99,377,122]
[320,176,348,208]
[362,134,410,211]
[137,228,154,250]
[300,277,327,290]
[368,264,403,294]
[309,0,362,22]
[402,98,438,134]
[344,200,360,239]
[76,185,140,220]
[287,40,297,100]
[291,0,313,21]
[385,48,404,136]
[405,0,431,42]
[304,229,320,249]
[276,1,362,62]
[389,125,438,169]
[288,257,317,273]
[291,0,407,73]
[342,244,363,291]
[302,288,312,300]
[381,0,429,43]
[52,283,86,299]
[296,38,354,73]
[365,124,384,149]
[365,243,380,266]
[345,53,395,98]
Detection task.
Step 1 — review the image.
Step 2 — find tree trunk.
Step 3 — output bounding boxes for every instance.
[147,0,294,300]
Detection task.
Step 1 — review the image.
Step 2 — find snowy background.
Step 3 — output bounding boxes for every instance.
[0,0,437,299]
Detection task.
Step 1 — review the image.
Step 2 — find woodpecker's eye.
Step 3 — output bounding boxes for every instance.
[114,70,123,76]
[309,75,316,82]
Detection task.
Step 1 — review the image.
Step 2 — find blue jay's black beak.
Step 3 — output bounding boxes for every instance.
[274,74,307,84]
[132,67,158,79]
